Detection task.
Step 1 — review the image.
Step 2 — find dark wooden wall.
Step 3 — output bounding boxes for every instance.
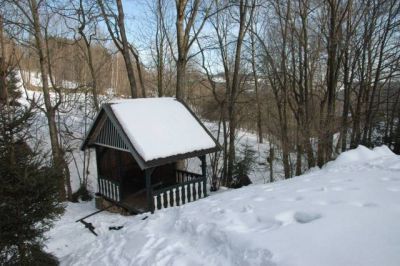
[96,146,178,199]
[152,163,176,189]
[96,146,140,182]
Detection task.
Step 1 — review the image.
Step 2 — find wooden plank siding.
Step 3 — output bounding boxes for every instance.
[94,117,130,152]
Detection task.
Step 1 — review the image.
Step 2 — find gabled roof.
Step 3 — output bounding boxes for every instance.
[81,98,221,169]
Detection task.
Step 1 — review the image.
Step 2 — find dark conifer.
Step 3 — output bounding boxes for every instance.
[0,70,63,265]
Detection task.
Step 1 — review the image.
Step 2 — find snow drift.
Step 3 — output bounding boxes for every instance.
[46,146,400,266]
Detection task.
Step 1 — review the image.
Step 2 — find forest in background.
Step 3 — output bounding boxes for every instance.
[1,0,400,200]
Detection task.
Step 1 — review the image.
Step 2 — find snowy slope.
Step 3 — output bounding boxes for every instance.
[46,145,400,266]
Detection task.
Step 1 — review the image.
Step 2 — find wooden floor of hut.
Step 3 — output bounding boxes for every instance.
[120,190,148,214]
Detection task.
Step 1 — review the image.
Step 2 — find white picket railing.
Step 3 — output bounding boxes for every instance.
[153,177,206,210]
[98,175,121,202]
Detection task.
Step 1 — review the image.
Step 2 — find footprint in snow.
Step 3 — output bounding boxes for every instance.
[331,186,345,191]
[280,196,304,202]
[349,202,378,208]
[330,178,352,183]
[381,177,400,182]
[331,186,359,191]
[232,197,244,201]
[253,197,265,202]
[241,205,254,213]
[294,212,322,224]
[242,248,275,265]
[275,211,322,225]
[296,187,327,193]
[256,217,282,232]
[312,200,342,206]
[263,187,274,192]
[387,187,400,192]
[210,208,226,215]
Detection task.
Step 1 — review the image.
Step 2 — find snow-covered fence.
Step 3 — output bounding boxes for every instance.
[153,175,207,210]
[98,175,121,202]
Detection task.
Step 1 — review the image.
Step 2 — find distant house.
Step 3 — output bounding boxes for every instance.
[81,98,220,214]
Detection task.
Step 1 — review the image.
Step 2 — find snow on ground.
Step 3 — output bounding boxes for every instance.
[46,145,400,266]
[18,70,51,88]
[18,70,79,89]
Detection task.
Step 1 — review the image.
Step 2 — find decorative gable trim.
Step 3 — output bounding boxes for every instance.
[94,116,130,151]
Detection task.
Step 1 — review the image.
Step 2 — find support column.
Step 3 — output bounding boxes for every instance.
[95,147,103,196]
[145,168,154,213]
[200,155,207,197]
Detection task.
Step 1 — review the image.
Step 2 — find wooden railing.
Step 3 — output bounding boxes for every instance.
[153,174,206,210]
[98,175,121,202]
[176,169,203,183]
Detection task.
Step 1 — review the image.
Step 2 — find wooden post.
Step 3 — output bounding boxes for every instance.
[200,155,207,197]
[95,147,102,195]
[145,168,154,213]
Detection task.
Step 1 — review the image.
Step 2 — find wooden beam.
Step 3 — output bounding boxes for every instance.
[145,146,219,169]
[145,168,155,213]
[200,155,207,197]
[95,147,102,194]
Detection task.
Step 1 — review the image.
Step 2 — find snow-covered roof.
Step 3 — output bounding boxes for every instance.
[110,98,217,161]
[82,97,220,168]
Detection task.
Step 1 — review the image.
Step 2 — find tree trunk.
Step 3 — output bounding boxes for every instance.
[393,111,400,154]
[155,0,165,97]
[30,0,70,200]
[317,100,326,167]
[324,0,340,161]
[82,36,99,111]
[296,142,302,176]
[0,15,7,103]
[268,145,274,183]
[250,25,263,143]
[226,0,250,182]
[115,0,137,98]
[77,0,99,110]
[175,0,186,100]
[340,44,351,152]
[176,58,186,100]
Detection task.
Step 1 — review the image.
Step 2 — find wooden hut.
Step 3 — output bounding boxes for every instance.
[81,98,220,214]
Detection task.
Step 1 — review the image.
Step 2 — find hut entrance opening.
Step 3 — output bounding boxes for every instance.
[96,146,145,210]
[96,146,185,212]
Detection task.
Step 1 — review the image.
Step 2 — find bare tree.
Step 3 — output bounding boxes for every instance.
[98,0,146,98]
[10,0,72,199]
[226,0,255,181]
[148,0,170,97]
[249,15,263,143]
[162,0,211,100]
[0,15,7,103]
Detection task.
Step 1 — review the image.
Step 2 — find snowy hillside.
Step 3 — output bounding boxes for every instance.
[46,145,400,266]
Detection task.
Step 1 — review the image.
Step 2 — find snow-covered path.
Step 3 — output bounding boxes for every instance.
[46,146,400,266]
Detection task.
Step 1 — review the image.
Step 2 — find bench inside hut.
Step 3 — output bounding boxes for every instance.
[81,98,220,214]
